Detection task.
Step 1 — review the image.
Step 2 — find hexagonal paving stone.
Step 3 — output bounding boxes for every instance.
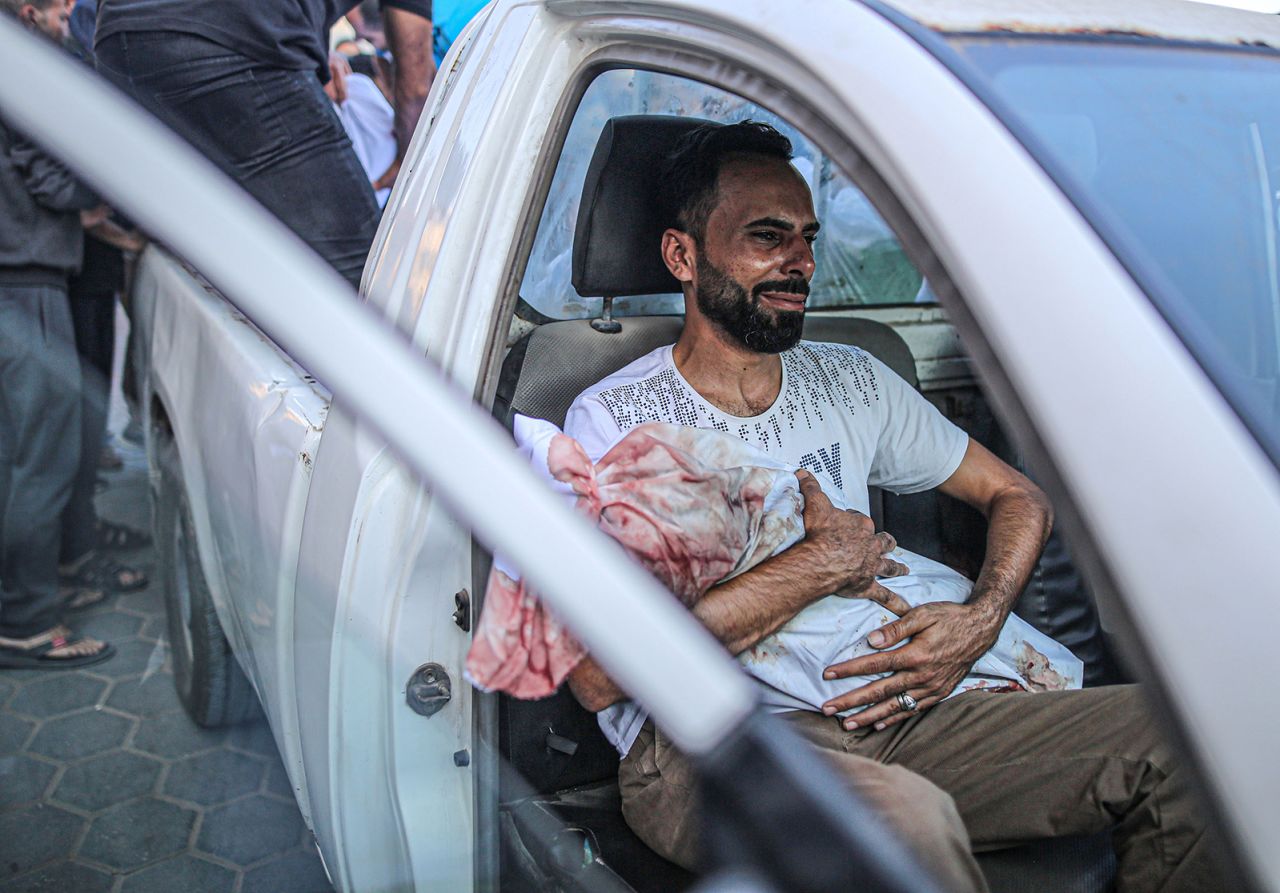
[241,849,334,893]
[118,854,236,893]
[27,709,133,761]
[165,748,266,806]
[226,718,275,758]
[0,666,65,685]
[77,609,145,642]
[92,639,167,680]
[79,797,195,870]
[0,803,86,878]
[0,754,57,809]
[0,712,35,754]
[106,675,181,718]
[198,795,305,866]
[8,674,107,718]
[137,614,167,642]
[264,760,296,799]
[117,586,164,617]
[0,678,14,708]
[52,749,163,811]
[2,859,114,893]
[130,713,226,758]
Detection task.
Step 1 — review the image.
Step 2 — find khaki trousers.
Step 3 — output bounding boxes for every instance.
[618,685,1222,892]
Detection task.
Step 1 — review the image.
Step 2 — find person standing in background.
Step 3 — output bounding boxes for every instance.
[57,0,154,606]
[95,0,435,288]
[57,213,152,602]
[0,0,113,669]
[346,0,388,50]
[431,0,487,64]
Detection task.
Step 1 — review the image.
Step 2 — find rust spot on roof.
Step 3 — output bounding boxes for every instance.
[979,22,1163,40]
[891,0,1280,51]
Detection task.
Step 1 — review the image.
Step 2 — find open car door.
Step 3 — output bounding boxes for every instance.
[0,14,950,893]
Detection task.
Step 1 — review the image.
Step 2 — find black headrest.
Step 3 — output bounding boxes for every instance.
[572,115,719,298]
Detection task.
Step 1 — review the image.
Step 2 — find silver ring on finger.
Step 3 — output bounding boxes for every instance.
[896,692,919,712]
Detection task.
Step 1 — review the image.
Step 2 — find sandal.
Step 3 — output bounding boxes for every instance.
[95,518,151,551]
[59,550,149,593]
[62,585,108,611]
[0,625,115,670]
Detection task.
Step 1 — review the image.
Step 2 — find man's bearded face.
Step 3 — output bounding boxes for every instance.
[24,0,70,43]
[695,255,808,354]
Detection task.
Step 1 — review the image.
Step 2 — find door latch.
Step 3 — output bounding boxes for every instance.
[406,663,452,717]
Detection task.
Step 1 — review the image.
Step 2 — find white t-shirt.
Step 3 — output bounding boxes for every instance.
[563,341,971,755]
[333,73,395,208]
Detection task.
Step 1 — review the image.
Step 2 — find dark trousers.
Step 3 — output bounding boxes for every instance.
[60,287,116,562]
[622,687,1225,892]
[0,286,81,637]
[95,31,380,288]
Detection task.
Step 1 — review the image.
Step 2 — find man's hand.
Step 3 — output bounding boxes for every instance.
[818,439,1053,732]
[796,470,910,614]
[372,156,401,192]
[79,204,109,228]
[324,51,352,105]
[82,207,147,254]
[819,601,1002,730]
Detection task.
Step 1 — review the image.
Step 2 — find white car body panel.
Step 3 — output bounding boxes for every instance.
[293,407,478,892]
[46,0,1276,888]
[133,249,327,825]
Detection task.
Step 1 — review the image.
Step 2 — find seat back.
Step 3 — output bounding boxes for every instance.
[572,116,717,299]
[500,315,919,428]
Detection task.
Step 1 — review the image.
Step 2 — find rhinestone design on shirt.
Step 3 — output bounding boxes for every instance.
[592,342,881,486]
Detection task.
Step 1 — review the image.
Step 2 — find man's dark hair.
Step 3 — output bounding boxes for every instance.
[662,121,793,244]
[1,0,58,15]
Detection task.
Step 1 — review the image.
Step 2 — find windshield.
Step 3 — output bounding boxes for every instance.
[949,37,1280,461]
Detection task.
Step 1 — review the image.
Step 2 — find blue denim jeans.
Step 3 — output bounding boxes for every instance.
[96,31,380,287]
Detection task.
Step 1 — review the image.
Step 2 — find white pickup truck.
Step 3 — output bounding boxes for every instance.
[84,0,1280,890]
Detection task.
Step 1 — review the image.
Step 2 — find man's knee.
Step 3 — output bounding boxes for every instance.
[619,775,700,870]
[860,764,971,856]
[819,754,986,892]
[1068,685,1177,777]
[618,724,701,869]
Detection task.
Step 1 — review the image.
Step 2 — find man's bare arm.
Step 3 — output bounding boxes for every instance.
[819,438,1053,729]
[568,471,910,712]
[375,6,435,191]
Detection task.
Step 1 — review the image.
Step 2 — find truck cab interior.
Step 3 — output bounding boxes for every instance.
[482,69,1133,893]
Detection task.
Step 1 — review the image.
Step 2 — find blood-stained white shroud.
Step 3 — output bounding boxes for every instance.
[468,417,1080,754]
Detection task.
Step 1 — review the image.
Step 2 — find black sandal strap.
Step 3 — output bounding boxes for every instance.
[60,552,149,593]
